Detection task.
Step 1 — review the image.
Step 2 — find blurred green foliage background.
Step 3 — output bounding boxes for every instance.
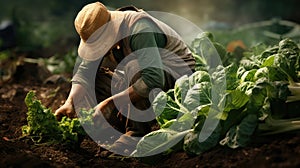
[0,0,299,53]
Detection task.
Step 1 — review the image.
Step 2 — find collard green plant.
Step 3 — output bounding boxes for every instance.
[136,37,300,157]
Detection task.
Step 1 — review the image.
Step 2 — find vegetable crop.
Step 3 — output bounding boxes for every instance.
[22,91,93,147]
[134,33,300,157]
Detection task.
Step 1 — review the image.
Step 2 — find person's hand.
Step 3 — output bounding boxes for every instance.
[92,98,115,126]
[54,99,75,121]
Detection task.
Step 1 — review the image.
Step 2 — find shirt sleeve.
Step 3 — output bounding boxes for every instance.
[70,56,101,108]
[72,56,101,90]
[130,19,167,97]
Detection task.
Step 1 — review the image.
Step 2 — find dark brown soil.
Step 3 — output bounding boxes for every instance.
[1,61,300,168]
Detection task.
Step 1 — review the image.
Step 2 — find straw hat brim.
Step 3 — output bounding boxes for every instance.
[78,11,125,61]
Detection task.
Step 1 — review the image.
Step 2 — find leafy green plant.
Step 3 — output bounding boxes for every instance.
[23,48,77,74]
[22,91,93,147]
[45,48,78,74]
[135,37,300,157]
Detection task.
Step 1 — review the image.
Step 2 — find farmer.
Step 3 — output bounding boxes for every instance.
[54,2,195,156]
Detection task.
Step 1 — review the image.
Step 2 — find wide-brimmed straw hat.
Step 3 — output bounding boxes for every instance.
[74,2,125,61]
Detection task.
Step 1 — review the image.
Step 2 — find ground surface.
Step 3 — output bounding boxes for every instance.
[1,61,300,168]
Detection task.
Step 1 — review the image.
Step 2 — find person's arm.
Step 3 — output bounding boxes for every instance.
[54,84,83,120]
[130,19,167,97]
[55,57,101,120]
[92,85,141,125]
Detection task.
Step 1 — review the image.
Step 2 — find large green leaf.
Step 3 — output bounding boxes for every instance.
[220,114,258,149]
[240,69,257,83]
[224,63,239,90]
[168,113,195,132]
[182,82,212,112]
[188,70,211,87]
[174,75,190,104]
[152,90,181,126]
[217,90,249,120]
[134,129,192,157]
[183,123,222,155]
